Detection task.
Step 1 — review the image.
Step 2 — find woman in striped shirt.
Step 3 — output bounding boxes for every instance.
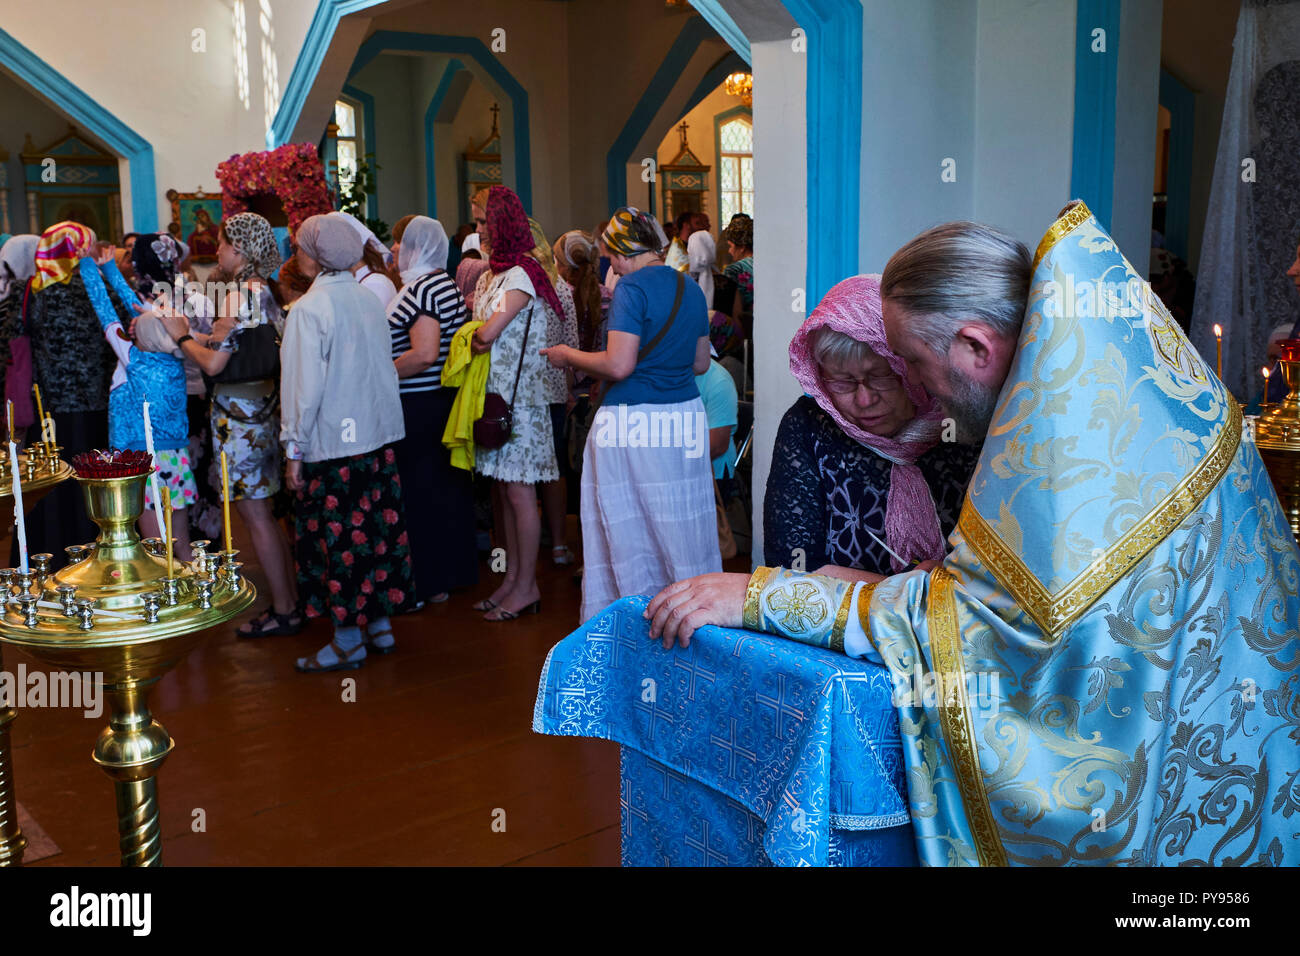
[387,216,478,603]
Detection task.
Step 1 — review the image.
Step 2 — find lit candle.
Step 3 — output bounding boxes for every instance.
[162,483,174,579]
[142,401,164,523]
[1262,366,1271,408]
[9,440,26,573]
[32,384,45,435]
[1213,324,1222,380]
[220,449,232,554]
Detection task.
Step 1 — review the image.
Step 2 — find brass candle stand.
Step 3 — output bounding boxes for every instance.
[1256,339,1300,541]
[0,456,254,867]
[0,439,73,866]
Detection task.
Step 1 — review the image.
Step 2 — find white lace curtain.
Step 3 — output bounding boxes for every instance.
[1191,0,1300,399]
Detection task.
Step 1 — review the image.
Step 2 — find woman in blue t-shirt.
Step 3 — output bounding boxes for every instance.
[542,207,721,622]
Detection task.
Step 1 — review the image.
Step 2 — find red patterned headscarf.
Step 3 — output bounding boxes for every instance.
[33,221,96,292]
[484,185,564,319]
[788,274,947,571]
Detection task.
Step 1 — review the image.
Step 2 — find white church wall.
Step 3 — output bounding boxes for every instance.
[973,0,1076,249]
[1,0,319,232]
[749,36,806,568]
[1111,0,1162,278]
[858,0,977,273]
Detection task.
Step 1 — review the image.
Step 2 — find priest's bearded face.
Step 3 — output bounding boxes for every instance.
[882,298,1003,445]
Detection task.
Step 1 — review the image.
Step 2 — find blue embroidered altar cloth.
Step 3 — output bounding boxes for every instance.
[533,595,917,866]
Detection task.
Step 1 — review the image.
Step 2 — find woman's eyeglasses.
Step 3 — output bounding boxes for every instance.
[821,374,901,396]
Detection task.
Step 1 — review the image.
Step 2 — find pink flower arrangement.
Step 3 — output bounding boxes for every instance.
[216,143,334,232]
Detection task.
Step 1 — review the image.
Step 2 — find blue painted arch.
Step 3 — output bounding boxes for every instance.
[780,0,863,309]
[423,60,468,221]
[349,31,533,212]
[685,1,751,66]
[607,16,729,214]
[269,0,388,149]
[0,26,157,232]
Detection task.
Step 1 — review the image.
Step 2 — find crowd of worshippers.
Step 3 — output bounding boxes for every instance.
[3,195,1292,674]
[0,190,766,671]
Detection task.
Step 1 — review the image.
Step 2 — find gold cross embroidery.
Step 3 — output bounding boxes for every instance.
[764,581,829,634]
[1147,292,1207,385]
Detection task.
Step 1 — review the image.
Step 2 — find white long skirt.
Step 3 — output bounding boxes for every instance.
[580,398,722,622]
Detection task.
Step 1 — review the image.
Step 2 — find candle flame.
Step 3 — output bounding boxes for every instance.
[1214,324,1222,337]
[1263,366,1271,378]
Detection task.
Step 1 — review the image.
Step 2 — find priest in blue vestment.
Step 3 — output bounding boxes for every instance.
[647,201,1300,866]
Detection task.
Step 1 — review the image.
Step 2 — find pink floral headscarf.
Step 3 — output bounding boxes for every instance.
[788,274,946,571]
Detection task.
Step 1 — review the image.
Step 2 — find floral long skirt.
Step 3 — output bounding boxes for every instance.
[294,444,416,628]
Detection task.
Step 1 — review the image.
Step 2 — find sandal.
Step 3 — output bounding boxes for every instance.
[365,623,396,655]
[484,600,541,622]
[471,598,499,612]
[237,608,304,638]
[294,638,366,673]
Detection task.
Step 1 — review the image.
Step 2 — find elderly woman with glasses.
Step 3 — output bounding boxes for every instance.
[764,274,980,577]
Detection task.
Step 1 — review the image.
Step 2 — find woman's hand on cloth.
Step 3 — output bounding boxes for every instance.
[212,313,237,342]
[470,330,492,356]
[540,344,572,369]
[159,308,191,341]
[645,572,750,649]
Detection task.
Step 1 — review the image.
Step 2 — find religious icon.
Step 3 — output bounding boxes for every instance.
[166,189,223,263]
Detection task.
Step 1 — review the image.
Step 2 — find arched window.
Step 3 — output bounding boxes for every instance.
[717,114,754,225]
[334,98,362,196]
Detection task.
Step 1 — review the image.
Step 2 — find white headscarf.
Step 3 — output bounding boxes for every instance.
[0,235,39,298]
[461,232,481,255]
[687,229,716,307]
[398,216,449,285]
[340,211,390,257]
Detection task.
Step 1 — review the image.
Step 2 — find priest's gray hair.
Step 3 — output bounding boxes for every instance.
[880,221,1032,356]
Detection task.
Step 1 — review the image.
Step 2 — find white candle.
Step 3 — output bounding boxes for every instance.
[9,440,26,573]
[142,401,164,523]
[42,416,56,446]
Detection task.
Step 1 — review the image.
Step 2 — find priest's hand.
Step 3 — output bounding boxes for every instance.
[645,572,749,649]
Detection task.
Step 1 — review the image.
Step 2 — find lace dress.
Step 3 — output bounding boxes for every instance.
[763,396,980,573]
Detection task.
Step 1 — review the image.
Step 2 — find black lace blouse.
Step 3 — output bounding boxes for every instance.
[28,272,117,414]
[763,395,981,574]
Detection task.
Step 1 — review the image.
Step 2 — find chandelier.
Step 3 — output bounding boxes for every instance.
[725,71,753,107]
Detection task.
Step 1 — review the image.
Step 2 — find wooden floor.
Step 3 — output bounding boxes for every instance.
[4,513,637,866]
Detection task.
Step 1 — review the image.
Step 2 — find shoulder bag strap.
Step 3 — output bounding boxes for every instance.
[506,298,535,412]
[636,271,686,362]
